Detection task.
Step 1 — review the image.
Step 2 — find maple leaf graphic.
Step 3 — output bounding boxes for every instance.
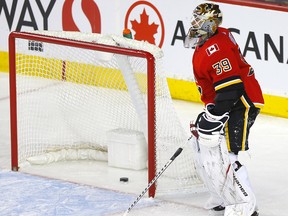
[131,9,158,45]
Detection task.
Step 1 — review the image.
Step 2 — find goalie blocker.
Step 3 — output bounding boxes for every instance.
[190,111,258,216]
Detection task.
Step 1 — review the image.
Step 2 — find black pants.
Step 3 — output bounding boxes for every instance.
[225,101,260,154]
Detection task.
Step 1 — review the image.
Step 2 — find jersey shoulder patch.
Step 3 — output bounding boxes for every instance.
[206,44,220,56]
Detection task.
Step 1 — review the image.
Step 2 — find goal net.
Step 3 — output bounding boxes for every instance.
[9,31,203,197]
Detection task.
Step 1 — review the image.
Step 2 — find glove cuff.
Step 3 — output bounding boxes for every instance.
[205,106,229,121]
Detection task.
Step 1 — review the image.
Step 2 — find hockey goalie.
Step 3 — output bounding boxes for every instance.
[185,2,264,216]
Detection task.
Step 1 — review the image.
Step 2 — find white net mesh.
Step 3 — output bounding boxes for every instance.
[11,31,203,194]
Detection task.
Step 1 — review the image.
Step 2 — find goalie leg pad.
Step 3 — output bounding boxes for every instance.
[223,164,257,216]
[189,135,224,209]
[195,134,256,214]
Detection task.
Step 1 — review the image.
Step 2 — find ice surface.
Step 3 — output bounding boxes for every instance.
[1,72,288,215]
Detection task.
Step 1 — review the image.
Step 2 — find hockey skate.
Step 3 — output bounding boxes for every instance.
[224,204,260,216]
[209,205,225,216]
[211,205,259,216]
[251,210,259,216]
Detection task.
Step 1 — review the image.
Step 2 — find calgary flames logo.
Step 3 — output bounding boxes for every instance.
[125,1,165,47]
[62,0,101,33]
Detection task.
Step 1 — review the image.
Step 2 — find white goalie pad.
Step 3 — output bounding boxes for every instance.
[190,134,256,215]
[190,135,224,209]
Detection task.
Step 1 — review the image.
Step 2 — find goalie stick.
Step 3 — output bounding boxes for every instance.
[123,147,183,216]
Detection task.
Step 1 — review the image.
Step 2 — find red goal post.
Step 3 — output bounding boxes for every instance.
[9,31,203,197]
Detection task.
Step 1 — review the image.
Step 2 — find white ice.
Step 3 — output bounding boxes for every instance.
[0,72,288,216]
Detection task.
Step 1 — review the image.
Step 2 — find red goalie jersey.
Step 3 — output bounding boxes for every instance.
[192,27,264,113]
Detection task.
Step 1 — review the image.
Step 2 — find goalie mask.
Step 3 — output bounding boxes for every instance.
[184,3,222,48]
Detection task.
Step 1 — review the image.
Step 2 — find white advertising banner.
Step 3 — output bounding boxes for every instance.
[0,0,287,96]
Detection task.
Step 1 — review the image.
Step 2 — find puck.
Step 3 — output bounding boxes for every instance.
[120,177,129,182]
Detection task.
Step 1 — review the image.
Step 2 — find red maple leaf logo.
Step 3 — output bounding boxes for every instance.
[131,9,158,45]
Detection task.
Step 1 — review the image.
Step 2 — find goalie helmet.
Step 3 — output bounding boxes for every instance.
[184,3,222,48]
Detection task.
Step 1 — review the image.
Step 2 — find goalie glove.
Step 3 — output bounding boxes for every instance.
[196,104,229,136]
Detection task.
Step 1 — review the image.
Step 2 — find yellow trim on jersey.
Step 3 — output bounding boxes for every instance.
[254,102,264,109]
[215,78,242,91]
[240,96,250,151]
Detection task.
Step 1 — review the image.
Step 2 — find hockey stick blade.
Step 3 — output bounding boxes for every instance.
[123,147,183,216]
